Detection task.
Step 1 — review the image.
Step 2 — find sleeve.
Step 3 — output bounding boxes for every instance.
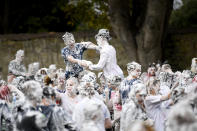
[75,43,87,52]
[80,42,99,50]
[61,48,69,62]
[103,104,111,119]
[72,104,84,129]
[52,106,77,130]
[22,65,26,73]
[80,42,89,49]
[161,99,173,109]
[145,95,162,104]
[89,52,108,71]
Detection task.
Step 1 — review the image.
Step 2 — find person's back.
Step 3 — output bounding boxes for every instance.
[100,44,123,78]
[73,97,110,131]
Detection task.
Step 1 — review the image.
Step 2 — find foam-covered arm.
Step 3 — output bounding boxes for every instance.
[89,52,107,71]
[80,42,100,51]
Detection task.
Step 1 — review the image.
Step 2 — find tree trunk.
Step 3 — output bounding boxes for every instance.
[108,0,138,61]
[108,0,173,70]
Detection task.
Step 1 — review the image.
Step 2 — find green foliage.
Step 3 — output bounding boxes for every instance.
[170,0,197,28]
[0,0,110,34]
[63,0,111,31]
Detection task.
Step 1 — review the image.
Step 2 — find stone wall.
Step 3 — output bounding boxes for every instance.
[0,32,129,80]
[0,31,197,80]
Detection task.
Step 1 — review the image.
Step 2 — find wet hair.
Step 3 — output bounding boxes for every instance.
[16,115,41,131]
[148,63,156,68]
[16,110,47,131]
[67,77,78,85]
[127,61,141,72]
[40,69,47,75]
[162,64,171,70]
[21,80,42,100]
[62,32,75,44]
[42,86,56,99]
[44,76,53,86]
[106,75,122,86]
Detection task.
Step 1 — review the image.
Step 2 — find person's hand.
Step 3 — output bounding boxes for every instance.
[105,88,109,96]
[167,91,171,99]
[78,60,92,68]
[80,61,88,67]
[67,55,75,63]
[144,119,154,126]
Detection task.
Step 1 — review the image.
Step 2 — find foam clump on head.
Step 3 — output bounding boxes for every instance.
[62,32,75,45]
[95,29,111,41]
[129,83,147,99]
[16,49,24,57]
[127,61,141,72]
[22,80,43,101]
[28,62,40,75]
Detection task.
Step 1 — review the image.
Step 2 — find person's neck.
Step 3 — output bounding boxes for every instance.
[127,75,136,80]
[68,44,75,49]
[99,40,109,47]
[57,84,65,90]
[102,41,109,46]
[16,59,22,64]
[67,92,76,98]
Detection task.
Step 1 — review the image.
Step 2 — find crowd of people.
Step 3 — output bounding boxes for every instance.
[0,28,197,131]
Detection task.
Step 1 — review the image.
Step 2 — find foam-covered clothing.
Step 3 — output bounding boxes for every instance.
[145,95,170,131]
[89,44,123,78]
[120,78,141,104]
[61,43,88,79]
[120,99,148,131]
[73,97,110,131]
[8,59,26,76]
[60,93,81,119]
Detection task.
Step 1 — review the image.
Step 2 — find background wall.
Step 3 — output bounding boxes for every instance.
[0,31,197,80]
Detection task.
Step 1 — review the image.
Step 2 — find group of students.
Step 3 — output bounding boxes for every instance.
[0,28,197,131]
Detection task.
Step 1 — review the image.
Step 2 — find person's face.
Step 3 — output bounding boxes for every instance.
[66,79,76,95]
[41,70,47,75]
[96,36,103,46]
[129,69,141,79]
[58,77,65,86]
[16,54,24,62]
[107,81,116,90]
[62,35,75,46]
[148,67,156,76]
[135,92,144,102]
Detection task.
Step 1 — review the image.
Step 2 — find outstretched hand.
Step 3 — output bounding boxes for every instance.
[67,55,76,63]
[78,60,93,68]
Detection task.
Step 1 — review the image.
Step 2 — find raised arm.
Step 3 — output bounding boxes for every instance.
[80,41,100,51]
